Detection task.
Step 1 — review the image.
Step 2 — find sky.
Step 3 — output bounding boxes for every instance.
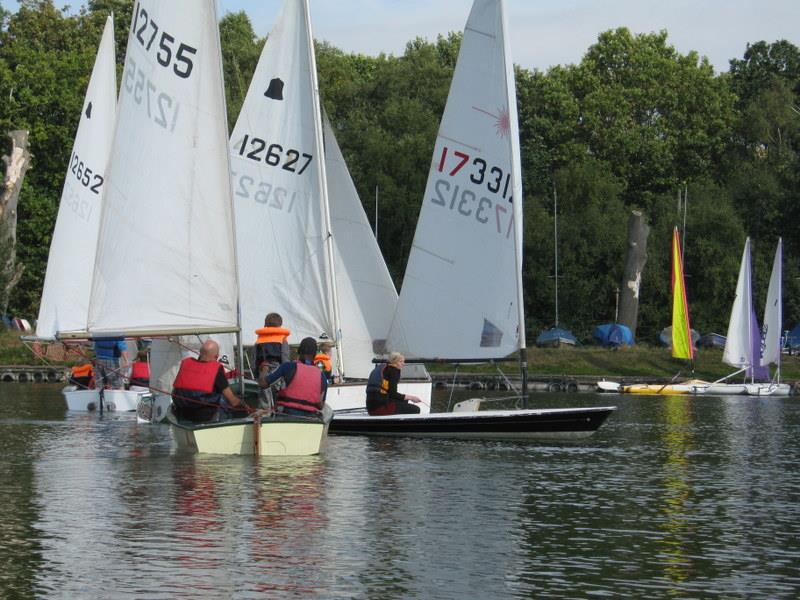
[2,0,798,73]
[215,0,799,73]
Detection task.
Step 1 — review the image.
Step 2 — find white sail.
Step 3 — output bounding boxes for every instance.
[723,239,754,369]
[324,115,399,378]
[36,16,116,339]
[388,0,525,360]
[760,238,783,367]
[231,0,335,348]
[87,0,238,337]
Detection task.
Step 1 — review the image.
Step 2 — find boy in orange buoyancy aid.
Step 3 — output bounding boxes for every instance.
[69,359,94,389]
[314,341,336,384]
[253,312,290,375]
[129,350,150,388]
[259,337,327,417]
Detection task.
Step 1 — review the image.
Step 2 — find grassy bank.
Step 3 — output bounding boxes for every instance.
[3,330,800,381]
[427,344,800,381]
[0,330,35,365]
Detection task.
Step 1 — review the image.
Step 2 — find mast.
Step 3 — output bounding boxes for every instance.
[499,0,528,402]
[553,182,559,328]
[303,0,345,379]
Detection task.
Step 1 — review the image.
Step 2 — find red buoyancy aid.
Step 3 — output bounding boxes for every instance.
[277,362,323,413]
[173,358,221,393]
[130,361,150,380]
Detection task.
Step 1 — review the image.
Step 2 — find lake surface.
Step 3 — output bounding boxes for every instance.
[1,384,799,598]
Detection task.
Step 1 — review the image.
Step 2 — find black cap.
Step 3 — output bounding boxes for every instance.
[298,337,317,357]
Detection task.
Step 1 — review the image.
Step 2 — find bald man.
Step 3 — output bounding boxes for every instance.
[172,339,242,422]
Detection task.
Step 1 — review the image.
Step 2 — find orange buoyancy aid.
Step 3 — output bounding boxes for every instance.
[130,360,150,381]
[173,358,221,394]
[254,326,291,367]
[277,362,323,413]
[71,363,93,378]
[314,353,332,373]
[254,326,291,345]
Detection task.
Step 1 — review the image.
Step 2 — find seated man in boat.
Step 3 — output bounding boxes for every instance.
[128,350,150,388]
[366,352,422,416]
[69,359,94,389]
[171,339,243,423]
[93,337,129,389]
[259,337,327,418]
[253,312,290,375]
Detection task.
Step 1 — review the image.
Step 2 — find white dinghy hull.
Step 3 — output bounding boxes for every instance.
[62,386,149,412]
[170,413,329,456]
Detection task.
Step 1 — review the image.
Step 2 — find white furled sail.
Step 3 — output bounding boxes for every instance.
[36,16,116,340]
[388,0,525,360]
[324,115,400,378]
[760,238,783,368]
[723,239,754,369]
[87,0,238,337]
[231,0,336,350]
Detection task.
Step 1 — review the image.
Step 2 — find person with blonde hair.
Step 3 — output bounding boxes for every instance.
[365,352,422,416]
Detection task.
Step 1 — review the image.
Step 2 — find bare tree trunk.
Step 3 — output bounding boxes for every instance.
[1,130,31,314]
[618,210,650,339]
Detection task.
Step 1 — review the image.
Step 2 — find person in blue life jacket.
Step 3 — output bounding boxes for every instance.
[259,337,327,417]
[93,337,129,389]
[172,339,242,423]
[366,352,422,416]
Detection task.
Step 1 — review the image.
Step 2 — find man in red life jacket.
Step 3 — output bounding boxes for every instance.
[172,340,242,422]
[259,337,327,417]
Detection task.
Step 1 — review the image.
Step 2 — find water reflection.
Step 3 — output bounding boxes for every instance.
[2,385,800,598]
[659,396,693,592]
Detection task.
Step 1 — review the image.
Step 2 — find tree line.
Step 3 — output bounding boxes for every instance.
[1,0,799,344]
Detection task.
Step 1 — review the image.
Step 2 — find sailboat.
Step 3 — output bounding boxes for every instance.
[623,227,708,395]
[747,238,790,396]
[331,0,615,439]
[687,237,781,396]
[30,16,147,412]
[73,0,326,454]
[229,0,431,413]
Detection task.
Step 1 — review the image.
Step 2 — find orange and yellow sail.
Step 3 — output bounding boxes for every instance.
[671,227,694,360]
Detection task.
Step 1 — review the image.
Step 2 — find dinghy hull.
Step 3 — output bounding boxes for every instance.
[329,406,615,440]
[170,412,329,456]
[62,386,148,412]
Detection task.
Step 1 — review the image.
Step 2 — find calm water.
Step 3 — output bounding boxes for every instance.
[1,384,800,599]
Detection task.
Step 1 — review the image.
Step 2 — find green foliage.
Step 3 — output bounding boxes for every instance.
[219,11,262,130]
[0,2,798,350]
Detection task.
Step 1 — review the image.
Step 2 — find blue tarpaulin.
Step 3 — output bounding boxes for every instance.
[536,327,578,347]
[592,323,634,347]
